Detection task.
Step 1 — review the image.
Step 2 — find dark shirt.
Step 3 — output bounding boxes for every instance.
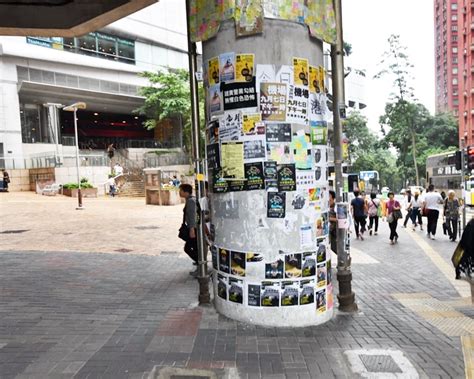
[351,197,366,218]
[184,196,196,229]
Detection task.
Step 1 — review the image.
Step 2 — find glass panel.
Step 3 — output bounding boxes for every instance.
[97,33,117,60]
[77,33,97,57]
[20,104,41,143]
[17,66,29,82]
[63,37,75,52]
[117,38,135,64]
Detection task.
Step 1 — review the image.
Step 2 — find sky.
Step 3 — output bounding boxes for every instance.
[342,0,435,132]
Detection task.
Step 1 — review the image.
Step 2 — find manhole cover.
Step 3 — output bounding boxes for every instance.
[359,354,402,373]
[115,248,133,253]
[1,229,29,234]
[135,226,159,230]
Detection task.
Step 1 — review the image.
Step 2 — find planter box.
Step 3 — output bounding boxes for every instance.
[146,189,184,205]
[63,188,98,198]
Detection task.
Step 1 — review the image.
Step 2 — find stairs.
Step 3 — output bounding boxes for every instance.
[118,175,145,197]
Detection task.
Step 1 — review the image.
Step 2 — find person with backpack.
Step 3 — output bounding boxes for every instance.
[409,191,423,231]
[367,192,381,236]
[444,190,460,242]
[384,192,401,245]
[351,190,368,240]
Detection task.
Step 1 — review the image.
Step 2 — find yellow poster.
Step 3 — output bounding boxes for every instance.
[242,113,261,135]
[208,56,220,85]
[221,141,245,179]
[235,53,255,82]
[318,66,326,93]
[293,57,309,86]
[309,65,319,93]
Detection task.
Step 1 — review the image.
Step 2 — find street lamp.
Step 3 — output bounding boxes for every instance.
[63,102,87,210]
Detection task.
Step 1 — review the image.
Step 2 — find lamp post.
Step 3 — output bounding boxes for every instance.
[63,102,87,210]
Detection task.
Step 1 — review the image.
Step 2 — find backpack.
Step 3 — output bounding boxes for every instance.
[369,199,379,217]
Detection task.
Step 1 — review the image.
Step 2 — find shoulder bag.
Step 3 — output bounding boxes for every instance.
[178,207,189,241]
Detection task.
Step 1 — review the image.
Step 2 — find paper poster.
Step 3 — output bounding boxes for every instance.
[217,274,227,300]
[231,251,246,277]
[266,123,291,142]
[317,263,327,287]
[313,146,327,166]
[326,260,332,284]
[221,77,257,110]
[309,65,320,93]
[256,64,276,87]
[211,245,218,270]
[310,121,327,145]
[284,254,302,278]
[302,252,316,277]
[244,162,264,190]
[276,65,293,85]
[243,137,266,162]
[248,284,261,306]
[265,259,284,279]
[286,85,309,124]
[337,203,349,229]
[220,111,242,142]
[299,279,315,305]
[228,277,244,304]
[291,133,313,170]
[316,289,326,314]
[228,179,246,192]
[242,113,263,136]
[208,56,220,85]
[293,57,309,86]
[296,170,316,190]
[267,192,286,218]
[327,284,334,309]
[207,143,220,170]
[281,281,299,306]
[261,281,280,307]
[219,248,230,273]
[207,119,220,144]
[264,161,278,190]
[300,224,313,248]
[277,163,296,191]
[267,142,292,164]
[291,191,307,210]
[209,85,223,114]
[315,213,329,237]
[318,66,326,93]
[260,82,287,121]
[235,54,255,82]
[220,52,235,82]
[235,1,263,37]
[309,187,322,202]
[211,168,229,193]
[221,142,244,179]
[317,244,327,264]
[314,166,327,186]
[309,93,328,121]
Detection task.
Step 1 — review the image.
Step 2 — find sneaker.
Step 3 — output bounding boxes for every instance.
[430,235,435,240]
[390,240,395,245]
[374,232,378,235]
[369,229,373,236]
[360,235,364,241]
[394,236,398,243]
[420,226,423,231]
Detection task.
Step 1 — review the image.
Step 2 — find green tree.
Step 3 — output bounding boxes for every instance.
[424,112,458,149]
[342,111,376,162]
[135,69,205,153]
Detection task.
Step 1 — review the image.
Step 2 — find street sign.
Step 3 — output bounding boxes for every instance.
[359,171,376,180]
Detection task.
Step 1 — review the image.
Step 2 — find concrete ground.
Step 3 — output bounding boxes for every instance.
[0,192,472,379]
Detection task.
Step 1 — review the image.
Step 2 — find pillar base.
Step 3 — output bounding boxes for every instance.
[197,276,211,305]
[336,270,358,313]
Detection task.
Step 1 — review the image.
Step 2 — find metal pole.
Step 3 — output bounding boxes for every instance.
[461,140,466,229]
[73,108,83,209]
[185,0,210,304]
[332,0,357,312]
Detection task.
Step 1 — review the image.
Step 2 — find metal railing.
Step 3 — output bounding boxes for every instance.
[145,153,191,168]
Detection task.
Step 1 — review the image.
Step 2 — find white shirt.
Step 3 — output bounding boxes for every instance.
[410,197,423,208]
[424,192,443,211]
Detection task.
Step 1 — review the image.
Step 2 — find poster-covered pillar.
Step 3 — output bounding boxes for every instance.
[201,15,334,326]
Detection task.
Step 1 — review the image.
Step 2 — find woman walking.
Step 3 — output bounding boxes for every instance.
[444,190,460,242]
[409,191,423,231]
[403,189,412,228]
[385,192,401,245]
[367,193,380,236]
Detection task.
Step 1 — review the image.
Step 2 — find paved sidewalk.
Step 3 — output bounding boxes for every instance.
[0,193,472,378]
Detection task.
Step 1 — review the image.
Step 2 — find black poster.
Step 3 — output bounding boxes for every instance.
[207,119,220,144]
[265,259,284,279]
[211,245,218,270]
[248,284,261,307]
[264,161,278,190]
[277,164,296,191]
[281,281,299,306]
[267,192,286,218]
[244,162,264,190]
[211,168,228,193]
[219,248,230,273]
[207,143,220,170]
[228,277,243,304]
[217,274,227,300]
[228,179,246,192]
[221,77,257,110]
[266,123,291,142]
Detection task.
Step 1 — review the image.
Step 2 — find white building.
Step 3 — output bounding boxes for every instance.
[0,0,188,170]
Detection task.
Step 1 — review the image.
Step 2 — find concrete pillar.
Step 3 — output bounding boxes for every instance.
[203,19,333,327]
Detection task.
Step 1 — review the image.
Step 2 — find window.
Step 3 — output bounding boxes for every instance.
[453,35,458,42]
[452,25,458,31]
[97,33,117,60]
[453,47,458,53]
[453,78,458,84]
[77,33,97,57]
[452,14,458,21]
[453,57,459,63]
[117,38,135,63]
[451,3,457,10]
[453,67,458,74]
[20,103,51,144]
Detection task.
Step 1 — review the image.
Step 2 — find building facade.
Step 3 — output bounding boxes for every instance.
[434,0,474,145]
[0,0,188,169]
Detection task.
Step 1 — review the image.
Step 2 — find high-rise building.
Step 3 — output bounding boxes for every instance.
[435,0,474,145]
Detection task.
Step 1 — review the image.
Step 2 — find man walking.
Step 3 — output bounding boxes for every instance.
[423,184,443,240]
[351,190,367,240]
[179,184,198,276]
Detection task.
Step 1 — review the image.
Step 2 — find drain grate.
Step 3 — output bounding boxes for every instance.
[115,248,133,253]
[1,229,29,234]
[359,354,402,373]
[135,226,159,230]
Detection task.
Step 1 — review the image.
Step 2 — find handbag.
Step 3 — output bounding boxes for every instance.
[178,209,189,241]
[387,213,394,223]
[451,242,464,268]
[393,209,402,220]
[422,207,429,217]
